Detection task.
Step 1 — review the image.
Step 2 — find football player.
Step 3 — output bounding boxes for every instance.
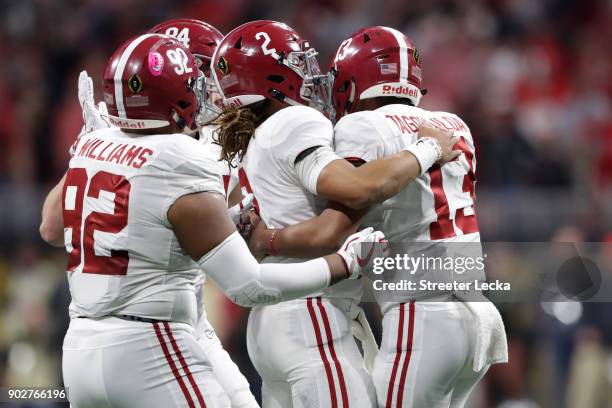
[149,19,258,408]
[75,18,259,408]
[39,33,382,408]
[148,19,242,205]
[245,27,509,408]
[209,21,460,408]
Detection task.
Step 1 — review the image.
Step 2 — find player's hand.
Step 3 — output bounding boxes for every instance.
[417,123,461,164]
[78,70,110,135]
[228,193,254,238]
[98,101,109,117]
[336,227,387,280]
[246,212,271,258]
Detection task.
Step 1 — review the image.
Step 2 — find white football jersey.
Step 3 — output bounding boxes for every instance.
[334,105,481,313]
[334,104,480,313]
[334,104,480,243]
[240,105,362,302]
[64,127,224,326]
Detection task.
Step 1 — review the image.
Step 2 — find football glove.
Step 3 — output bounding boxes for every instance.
[228,193,255,238]
[78,70,110,135]
[337,227,387,280]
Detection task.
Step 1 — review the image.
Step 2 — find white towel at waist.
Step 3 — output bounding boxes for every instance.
[464,300,508,371]
[350,308,379,373]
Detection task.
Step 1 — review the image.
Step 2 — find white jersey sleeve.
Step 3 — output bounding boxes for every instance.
[333,112,390,231]
[294,145,339,195]
[333,111,389,164]
[154,136,226,226]
[279,106,338,195]
[269,105,335,169]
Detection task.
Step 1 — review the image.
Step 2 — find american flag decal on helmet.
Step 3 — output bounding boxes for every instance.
[380,63,398,75]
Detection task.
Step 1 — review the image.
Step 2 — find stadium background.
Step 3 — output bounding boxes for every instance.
[0,0,611,406]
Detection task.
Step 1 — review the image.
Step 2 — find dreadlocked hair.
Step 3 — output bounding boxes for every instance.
[211,100,269,166]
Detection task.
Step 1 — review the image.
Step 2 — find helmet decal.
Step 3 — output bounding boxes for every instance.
[163,26,190,48]
[255,31,281,59]
[380,63,398,75]
[147,51,164,77]
[128,75,143,93]
[217,56,229,75]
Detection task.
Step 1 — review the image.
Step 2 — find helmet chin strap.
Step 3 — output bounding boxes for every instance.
[183,126,199,137]
[172,109,187,130]
[270,89,302,107]
[344,80,356,114]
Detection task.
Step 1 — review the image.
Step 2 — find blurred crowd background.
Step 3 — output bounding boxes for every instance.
[0,0,611,407]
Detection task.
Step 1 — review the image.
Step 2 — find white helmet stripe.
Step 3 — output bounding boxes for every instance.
[383,27,409,83]
[114,34,155,118]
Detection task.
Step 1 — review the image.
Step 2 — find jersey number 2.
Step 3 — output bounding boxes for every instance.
[62,168,131,275]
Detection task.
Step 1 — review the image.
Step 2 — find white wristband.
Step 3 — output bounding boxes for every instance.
[403,137,442,175]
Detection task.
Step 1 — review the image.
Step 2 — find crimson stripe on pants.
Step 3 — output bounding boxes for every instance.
[163,322,207,408]
[316,297,349,408]
[153,322,195,408]
[385,303,405,408]
[396,301,416,407]
[307,297,338,408]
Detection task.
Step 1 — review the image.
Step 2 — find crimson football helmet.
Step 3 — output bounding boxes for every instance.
[210,20,333,116]
[148,19,224,125]
[330,26,424,120]
[102,33,200,131]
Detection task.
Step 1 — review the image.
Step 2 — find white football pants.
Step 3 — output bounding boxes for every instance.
[63,316,230,408]
[373,301,488,408]
[247,298,377,408]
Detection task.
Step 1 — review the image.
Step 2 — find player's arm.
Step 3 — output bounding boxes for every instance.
[249,202,366,259]
[40,71,109,247]
[317,124,460,209]
[248,124,459,257]
[39,172,67,247]
[168,191,380,307]
[227,183,242,207]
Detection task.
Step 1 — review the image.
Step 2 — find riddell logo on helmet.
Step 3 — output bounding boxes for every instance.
[223,99,243,109]
[108,116,147,129]
[382,85,418,97]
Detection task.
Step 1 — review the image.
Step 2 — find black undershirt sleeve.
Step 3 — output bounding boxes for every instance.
[294,145,323,165]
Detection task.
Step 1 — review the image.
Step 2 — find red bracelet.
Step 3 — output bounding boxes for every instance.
[268,229,279,256]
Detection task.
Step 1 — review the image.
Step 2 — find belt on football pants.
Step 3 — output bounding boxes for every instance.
[113,314,168,324]
[76,314,169,324]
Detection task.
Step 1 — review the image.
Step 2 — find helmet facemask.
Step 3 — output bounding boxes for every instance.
[195,72,223,126]
[193,55,223,127]
[285,45,335,119]
[172,74,202,134]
